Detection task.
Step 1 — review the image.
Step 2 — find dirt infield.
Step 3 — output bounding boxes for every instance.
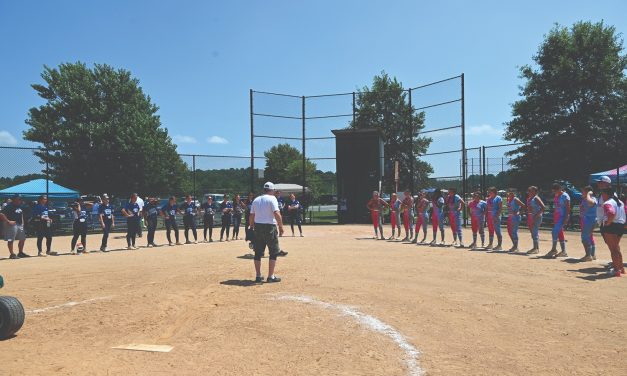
[0,225,625,375]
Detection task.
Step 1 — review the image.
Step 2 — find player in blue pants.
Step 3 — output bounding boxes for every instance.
[545,183,571,258]
[486,187,503,251]
[579,186,597,261]
[506,189,526,253]
[525,186,545,255]
[446,187,465,247]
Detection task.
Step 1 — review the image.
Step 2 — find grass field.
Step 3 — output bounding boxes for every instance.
[0,225,625,375]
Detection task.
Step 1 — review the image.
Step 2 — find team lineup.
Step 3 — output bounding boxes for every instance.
[0,189,304,261]
[366,176,625,277]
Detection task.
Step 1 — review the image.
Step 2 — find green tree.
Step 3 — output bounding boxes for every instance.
[24,62,188,195]
[263,144,305,183]
[350,72,433,191]
[505,21,627,187]
[263,143,336,199]
[285,158,321,195]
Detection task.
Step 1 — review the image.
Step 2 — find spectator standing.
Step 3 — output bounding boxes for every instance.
[201,196,215,242]
[181,195,198,244]
[232,194,246,240]
[122,193,141,250]
[32,195,54,256]
[219,194,233,242]
[70,199,90,254]
[98,194,115,252]
[2,194,29,258]
[287,193,303,237]
[161,196,181,246]
[143,197,160,247]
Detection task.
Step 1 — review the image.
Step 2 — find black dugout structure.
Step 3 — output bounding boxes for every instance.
[333,129,384,224]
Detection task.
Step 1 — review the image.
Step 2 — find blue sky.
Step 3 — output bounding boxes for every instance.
[1,0,626,176]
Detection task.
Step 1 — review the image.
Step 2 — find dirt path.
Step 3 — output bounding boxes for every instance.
[0,225,625,375]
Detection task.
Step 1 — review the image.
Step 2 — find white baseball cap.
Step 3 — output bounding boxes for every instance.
[263,182,275,190]
[594,176,611,184]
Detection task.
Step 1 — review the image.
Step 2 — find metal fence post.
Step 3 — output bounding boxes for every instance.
[302,96,306,200]
[481,146,486,194]
[192,155,196,200]
[250,89,255,193]
[461,73,467,225]
[408,88,414,193]
[352,92,356,124]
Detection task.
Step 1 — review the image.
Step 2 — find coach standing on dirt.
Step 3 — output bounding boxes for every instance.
[249,182,284,283]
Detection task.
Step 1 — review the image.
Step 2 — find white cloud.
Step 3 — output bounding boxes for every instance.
[467,124,503,136]
[173,135,197,144]
[207,136,228,144]
[0,131,18,145]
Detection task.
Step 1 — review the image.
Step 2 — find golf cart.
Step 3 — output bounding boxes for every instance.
[0,275,25,339]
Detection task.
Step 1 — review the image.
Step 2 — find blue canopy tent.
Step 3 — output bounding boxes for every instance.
[0,179,79,199]
[589,165,626,185]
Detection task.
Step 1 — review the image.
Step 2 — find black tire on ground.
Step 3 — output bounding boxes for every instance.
[0,296,25,339]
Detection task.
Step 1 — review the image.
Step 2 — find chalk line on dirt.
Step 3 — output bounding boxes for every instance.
[273,294,423,376]
[26,296,113,314]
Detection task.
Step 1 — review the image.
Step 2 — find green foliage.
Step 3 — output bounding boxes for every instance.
[263,143,335,199]
[194,168,251,196]
[24,62,188,196]
[263,144,302,183]
[505,21,627,187]
[350,71,433,190]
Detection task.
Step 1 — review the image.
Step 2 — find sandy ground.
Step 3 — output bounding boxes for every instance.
[0,225,625,376]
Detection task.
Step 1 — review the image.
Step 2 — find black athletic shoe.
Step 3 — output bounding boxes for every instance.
[17,252,31,258]
[255,276,264,283]
[278,250,288,257]
[266,276,281,283]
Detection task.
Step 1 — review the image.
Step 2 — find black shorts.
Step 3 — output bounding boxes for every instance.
[253,223,280,261]
[600,222,624,237]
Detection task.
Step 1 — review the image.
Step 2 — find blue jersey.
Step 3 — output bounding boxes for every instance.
[527,196,543,216]
[99,204,114,222]
[447,194,462,214]
[33,204,50,219]
[73,209,88,222]
[507,197,521,216]
[162,204,178,221]
[487,195,502,217]
[392,199,401,211]
[289,199,301,211]
[220,201,233,216]
[201,202,215,217]
[580,197,597,220]
[553,192,570,218]
[144,203,160,219]
[180,202,196,217]
[276,197,284,211]
[125,202,141,218]
[432,197,445,218]
[469,200,487,219]
[416,198,430,214]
